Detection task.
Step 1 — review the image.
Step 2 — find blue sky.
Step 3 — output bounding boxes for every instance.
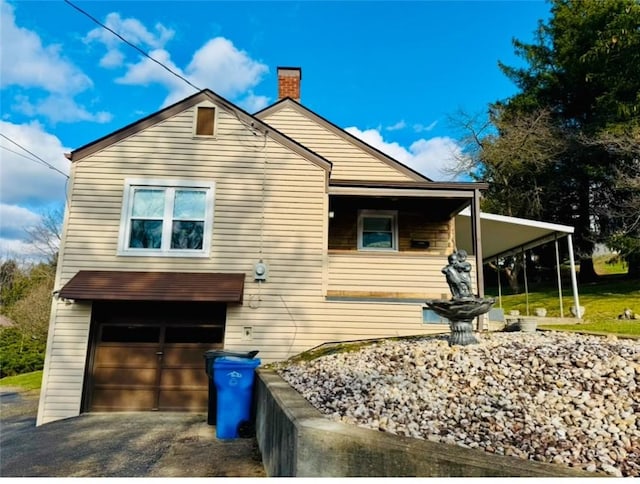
[0,0,551,259]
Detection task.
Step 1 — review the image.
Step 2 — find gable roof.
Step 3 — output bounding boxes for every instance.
[66,89,332,173]
[255,97,431,183]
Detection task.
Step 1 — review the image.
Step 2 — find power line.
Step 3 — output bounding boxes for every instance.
[0,133,69,179]
[64,0,201,93]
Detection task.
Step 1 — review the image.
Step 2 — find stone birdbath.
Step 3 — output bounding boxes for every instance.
[425,250,495,346]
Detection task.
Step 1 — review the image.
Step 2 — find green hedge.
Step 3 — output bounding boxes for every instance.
[0,327,46,378]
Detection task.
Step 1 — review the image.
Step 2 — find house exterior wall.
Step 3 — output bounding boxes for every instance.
[329,208,453,254]
[38,99,468,425]
[39,103,329,424]
[259,105,416,182]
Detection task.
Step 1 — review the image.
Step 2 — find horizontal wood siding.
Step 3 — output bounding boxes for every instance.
[262,106,415,182]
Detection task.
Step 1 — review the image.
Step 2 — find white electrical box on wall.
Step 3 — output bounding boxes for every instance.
[254,261,268,281]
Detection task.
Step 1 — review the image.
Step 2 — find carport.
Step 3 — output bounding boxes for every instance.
[456,209,581,319]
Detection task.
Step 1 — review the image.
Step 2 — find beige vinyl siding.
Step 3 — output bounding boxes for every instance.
[39,102,329,424]
[326,253,476,300]
[261,105,415,182]
[225,297,443,362]
[39,99,463,425]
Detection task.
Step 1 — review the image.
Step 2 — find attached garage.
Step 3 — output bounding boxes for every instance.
[87,301,225,412]
[56,270,245,414]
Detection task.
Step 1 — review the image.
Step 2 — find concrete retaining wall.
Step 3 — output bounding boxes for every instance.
[255,369,597,477]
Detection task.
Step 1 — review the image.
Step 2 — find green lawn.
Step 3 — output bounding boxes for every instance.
[593,253,628,276]
[487,276,640,336]
[0,370,43,391]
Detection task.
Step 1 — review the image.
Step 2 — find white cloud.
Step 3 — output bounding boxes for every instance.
[0,0,112,124]
[12,94,113,124]
[0,204,41,239]
[185,37,269,98]
[0,0,92,94]
[0,120,70,206]
[0,237,44,263]
[345,127,464,181]
[413,120,438,133]
[116,48,186,89]
[238,92,270,113]
[105,26,269,109]
[386,120,406,131]
[84,12,175,69]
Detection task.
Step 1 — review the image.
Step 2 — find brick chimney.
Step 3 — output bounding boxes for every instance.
[277,67,301,102]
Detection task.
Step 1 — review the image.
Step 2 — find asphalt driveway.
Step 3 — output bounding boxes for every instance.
[0,387,266,477]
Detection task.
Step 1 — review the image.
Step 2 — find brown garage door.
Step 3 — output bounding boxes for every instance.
[87,302,225,412]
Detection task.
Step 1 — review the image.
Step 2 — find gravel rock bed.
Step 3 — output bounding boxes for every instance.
[275,331,639,477]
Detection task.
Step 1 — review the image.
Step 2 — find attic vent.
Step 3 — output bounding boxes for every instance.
[195,106,215,136]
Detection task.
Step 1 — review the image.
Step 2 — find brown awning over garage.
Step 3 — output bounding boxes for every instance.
[57,271,245,303]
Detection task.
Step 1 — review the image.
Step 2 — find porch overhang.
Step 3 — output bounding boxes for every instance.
[455,209,575,262]
[57,271,245,303]
[329,179,488,221]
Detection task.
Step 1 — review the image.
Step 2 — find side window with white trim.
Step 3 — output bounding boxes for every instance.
[118,179,215,257]
[357,210,398,251]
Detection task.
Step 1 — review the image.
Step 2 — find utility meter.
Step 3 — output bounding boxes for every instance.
[254,261,268,281]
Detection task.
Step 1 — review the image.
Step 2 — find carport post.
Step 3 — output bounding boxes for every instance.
[496,257,502,309]
[567,234,581,319]
[554,237,564,318]
[522,248,530,316]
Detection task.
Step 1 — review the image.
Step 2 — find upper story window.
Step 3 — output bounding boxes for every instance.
[357,210,398,251]
[118,179,215,257]
[194,105,216,137]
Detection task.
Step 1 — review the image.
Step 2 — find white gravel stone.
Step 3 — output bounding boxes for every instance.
[275,331,640,477]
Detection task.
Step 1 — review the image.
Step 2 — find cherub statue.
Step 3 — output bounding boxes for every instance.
[442,250,473,299]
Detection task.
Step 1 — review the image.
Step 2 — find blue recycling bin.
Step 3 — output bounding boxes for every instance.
[203,350,259,425]
[213,356,261,439]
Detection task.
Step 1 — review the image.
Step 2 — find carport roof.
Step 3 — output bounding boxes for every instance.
[57,271,245,303]
[456,209,575,262]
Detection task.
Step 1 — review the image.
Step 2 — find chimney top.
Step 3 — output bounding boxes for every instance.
[277,67,302,102]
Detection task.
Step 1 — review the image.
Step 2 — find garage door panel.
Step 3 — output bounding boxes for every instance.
[93,367,157,386]
[95,345,158,367]
[163,345,213,366]
[91,388,156,411]
[160,367,208,387]
[159,389,208,411]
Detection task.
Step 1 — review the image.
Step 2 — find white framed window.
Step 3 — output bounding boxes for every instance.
[193,103,217,137]
[118,179,215,257]
[357,210,398,251]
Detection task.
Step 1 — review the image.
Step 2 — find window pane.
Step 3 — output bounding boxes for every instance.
[362,232,392,248]
[171,221,204,249]
[101,325,161,343]
[173,190,206,219]
[132,189,165,217]
[165,326,224,344]
[129,220,163,248]
[363,217,391,232]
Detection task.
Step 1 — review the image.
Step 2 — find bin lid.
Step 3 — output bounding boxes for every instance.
[213,356,261,368]
[204,350,259,359]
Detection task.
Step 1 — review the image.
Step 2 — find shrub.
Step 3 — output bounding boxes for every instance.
[0,326,47,378]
